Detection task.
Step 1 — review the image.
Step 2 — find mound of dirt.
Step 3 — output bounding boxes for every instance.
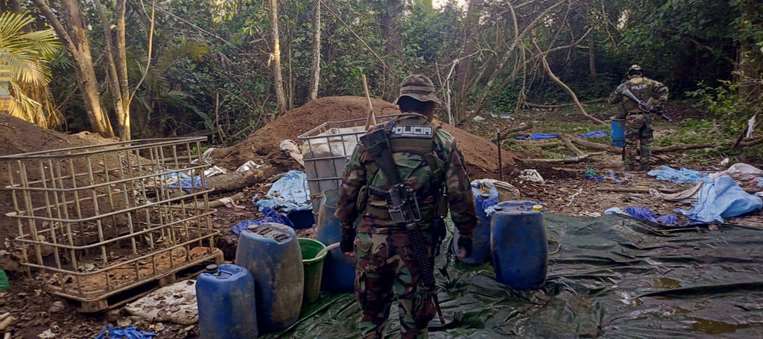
[0,113,116,246]
[214,96,515,178]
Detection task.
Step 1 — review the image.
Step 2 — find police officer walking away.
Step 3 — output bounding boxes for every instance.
[335,74,477,338]
[609,65,669,171]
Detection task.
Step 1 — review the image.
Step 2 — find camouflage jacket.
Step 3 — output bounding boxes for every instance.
[609,76,669,119]
[335,114,476,236]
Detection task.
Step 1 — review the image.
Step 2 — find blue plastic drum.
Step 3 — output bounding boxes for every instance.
[491,201,548,290]
[453,181,499,264]
[611,118,625,148]
[321,242,355,293]
[196,264,258,339]
[316,190,343,245]
[235,223,304,333]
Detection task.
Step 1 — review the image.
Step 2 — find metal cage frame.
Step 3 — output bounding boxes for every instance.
[1,137,219,304]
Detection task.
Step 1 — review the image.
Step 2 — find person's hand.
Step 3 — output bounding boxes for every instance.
[456,236,472,259]
[341,227,356,257]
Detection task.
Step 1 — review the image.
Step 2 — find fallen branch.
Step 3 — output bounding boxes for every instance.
[532,37,605,125]
[499,123,533,136]
[569,135,621,153]
[207,170,264,193]
[209,192,246,208]
[524,98,607,109]
[519,152,605,165]
[595,187,683,194]
[561,135,585,157]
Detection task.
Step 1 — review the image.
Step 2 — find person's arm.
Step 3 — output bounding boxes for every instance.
[335,146,366,253]
[652,80,669,107]
[444,143,476,252]
[608,83,625,104]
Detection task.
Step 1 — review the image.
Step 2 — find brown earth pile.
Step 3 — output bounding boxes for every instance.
[214,96,515,178]
[0,113,116,245]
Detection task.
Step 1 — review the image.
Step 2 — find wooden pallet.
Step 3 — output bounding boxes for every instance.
[60,251,223,313]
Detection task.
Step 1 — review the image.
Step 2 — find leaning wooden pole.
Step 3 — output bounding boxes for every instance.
[362,74,377,130]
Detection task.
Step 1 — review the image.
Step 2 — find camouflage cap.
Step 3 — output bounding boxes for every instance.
[396,74,441,105]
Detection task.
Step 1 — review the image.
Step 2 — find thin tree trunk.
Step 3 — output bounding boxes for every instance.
[34,0,115,137]
[96,0,128,140]
[287,21,294,110]
[589,34,597,81]
[269,0,287,114]
[309,0,321,101]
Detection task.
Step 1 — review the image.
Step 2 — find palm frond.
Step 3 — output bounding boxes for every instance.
[0,12,62,128]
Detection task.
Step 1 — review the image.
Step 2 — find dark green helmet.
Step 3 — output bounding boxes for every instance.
[627,64,644,76]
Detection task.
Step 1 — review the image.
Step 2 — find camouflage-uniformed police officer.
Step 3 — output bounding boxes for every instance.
[335,74,476,338]
[609,65,669,171]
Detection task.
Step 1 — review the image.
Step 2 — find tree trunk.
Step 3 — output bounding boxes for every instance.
[380,0,403,99]
[309,0,321,101]
[269,0,287,114]
[114,0,131,139]
[34,0,115,137]
[96,0,131,140]
[454,0,484,120]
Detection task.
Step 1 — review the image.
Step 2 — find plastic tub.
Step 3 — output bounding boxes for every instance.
[321,242,355,293]
[611,119,625,148]
[196,264,258,339]
[491,202,547,290]
[316,190,342,245]
[235,223,303,333]
[299,238,328,305]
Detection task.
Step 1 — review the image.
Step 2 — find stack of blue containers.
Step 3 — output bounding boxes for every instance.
[197,222,305,338]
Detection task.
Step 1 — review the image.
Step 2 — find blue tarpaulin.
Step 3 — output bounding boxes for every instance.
[681,175,763,223]
[514,133,561,141]
[255,170,312,212]
[95,326,156,339]
[648,166,706,184]
[514,130,609,141]
[605,207,680,226]
[231,207,294,235]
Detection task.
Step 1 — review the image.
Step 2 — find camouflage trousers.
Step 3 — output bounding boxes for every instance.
[623,113,653,171]
[354,229,436,339]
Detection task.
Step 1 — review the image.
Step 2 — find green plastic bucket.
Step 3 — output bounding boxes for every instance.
[298,238,327,305]
[0,269,9,291]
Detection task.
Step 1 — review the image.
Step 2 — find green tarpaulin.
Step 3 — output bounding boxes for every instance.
[268,214,763,338]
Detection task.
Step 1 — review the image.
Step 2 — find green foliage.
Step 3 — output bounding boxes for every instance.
[0,11,62,128]
[685,81,741,120]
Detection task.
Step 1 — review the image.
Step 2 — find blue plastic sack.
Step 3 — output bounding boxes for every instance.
[681,175,763,223]
[95,326,156,339]
[647,166,706,184]
[231,207,294,235]
[255,170,312,213]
